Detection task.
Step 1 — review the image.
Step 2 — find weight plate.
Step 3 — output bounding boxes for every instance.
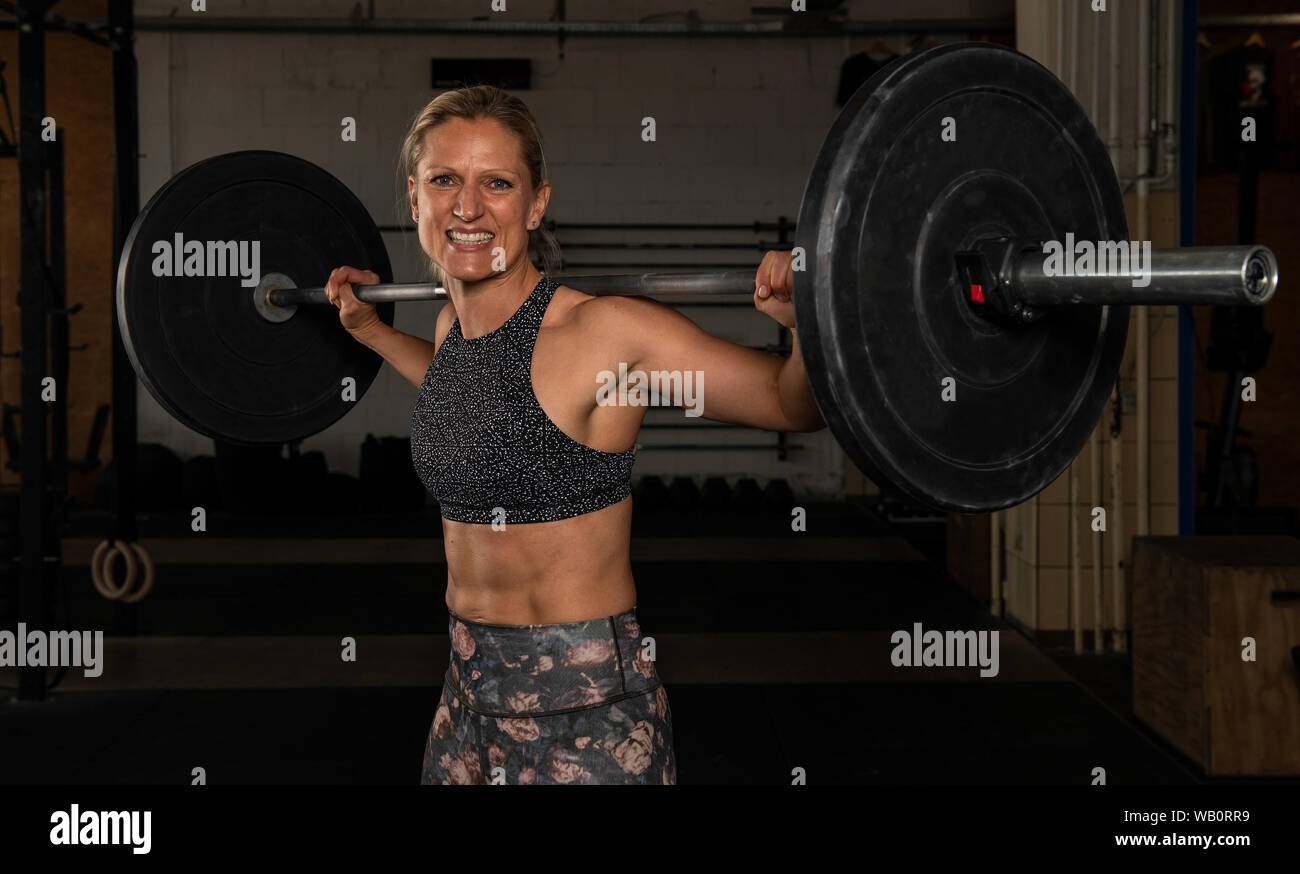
[795,43,1129,513]
[116,151,394,444]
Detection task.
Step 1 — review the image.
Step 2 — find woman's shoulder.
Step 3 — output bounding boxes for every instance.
[433,298,458,353]
[544,286,684,362]
[552,283,671,331]
[435,298,458,328]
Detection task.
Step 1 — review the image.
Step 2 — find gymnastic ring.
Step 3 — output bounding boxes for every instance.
[117,541,156,604]
[90,539,137,600]
[89,539,115,598]
[91,540,136,600]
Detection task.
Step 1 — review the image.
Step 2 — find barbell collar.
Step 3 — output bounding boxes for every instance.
[1010,244,1278,307]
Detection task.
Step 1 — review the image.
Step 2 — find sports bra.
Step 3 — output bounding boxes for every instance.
[410,275,637,524]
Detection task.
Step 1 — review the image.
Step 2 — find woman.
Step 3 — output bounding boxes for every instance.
[324,86,824,785]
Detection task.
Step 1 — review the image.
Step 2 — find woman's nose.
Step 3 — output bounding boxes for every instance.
[454,191,480,219]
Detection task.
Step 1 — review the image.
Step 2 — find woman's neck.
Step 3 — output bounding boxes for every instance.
[446,264,545,339]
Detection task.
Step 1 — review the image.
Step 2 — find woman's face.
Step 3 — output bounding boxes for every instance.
[409,117,549,285]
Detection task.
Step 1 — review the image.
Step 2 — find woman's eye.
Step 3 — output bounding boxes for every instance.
[428,176,508,189]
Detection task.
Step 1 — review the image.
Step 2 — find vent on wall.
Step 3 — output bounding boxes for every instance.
[430,59,532,90]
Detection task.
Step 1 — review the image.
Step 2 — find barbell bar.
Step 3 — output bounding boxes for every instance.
[260,245,1277,312]
[115,42,1282,513]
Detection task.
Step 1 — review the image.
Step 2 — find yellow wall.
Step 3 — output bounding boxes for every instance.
[0,0,115,503]
[1003,190,1180,632]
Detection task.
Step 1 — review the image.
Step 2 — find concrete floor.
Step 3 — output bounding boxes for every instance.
[0,503,1280,785]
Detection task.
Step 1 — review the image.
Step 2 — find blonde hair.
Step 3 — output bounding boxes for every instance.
[396,85,562,286]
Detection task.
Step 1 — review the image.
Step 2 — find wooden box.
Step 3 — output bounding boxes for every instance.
[1131,536,1300,775]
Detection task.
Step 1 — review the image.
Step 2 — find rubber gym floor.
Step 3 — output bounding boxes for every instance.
[0,500,1267,786]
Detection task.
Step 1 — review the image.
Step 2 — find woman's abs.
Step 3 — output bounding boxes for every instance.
[440,496,636,625]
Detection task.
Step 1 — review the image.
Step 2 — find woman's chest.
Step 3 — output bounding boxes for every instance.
[418,324,629,447]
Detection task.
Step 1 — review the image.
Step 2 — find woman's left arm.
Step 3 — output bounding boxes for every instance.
[605,250,825,433]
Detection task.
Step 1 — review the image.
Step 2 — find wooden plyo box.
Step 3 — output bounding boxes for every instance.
[1131,536,1300,775]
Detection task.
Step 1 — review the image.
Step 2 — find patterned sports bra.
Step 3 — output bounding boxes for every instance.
[410,275,637,524]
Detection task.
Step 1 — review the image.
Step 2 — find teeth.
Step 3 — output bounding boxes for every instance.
[449,231,493,243]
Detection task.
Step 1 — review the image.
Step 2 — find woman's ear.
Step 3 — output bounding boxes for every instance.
[531,179,551,227]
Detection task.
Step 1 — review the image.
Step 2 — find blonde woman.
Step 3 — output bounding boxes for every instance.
[324,86,821,784]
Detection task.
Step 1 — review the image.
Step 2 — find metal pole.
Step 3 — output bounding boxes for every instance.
[1177,0,1197,536]
[265,244,1278,314]
[109,0,140,636]
[1011,245,1278,307]
[266,270,760,308]
[48,131,67,504]
[0,14,1020,36]
[16,0,51,702]
[130,15,1016,36]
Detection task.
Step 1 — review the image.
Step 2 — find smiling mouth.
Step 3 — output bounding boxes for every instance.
[447,231,495,244]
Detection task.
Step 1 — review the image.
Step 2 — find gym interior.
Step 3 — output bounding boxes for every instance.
[1,0,1298,818]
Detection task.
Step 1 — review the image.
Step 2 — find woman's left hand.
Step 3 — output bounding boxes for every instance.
[754,249,795,329]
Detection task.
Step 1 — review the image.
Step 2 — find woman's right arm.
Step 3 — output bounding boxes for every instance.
[324,265,447,389]
[351,321,439,388]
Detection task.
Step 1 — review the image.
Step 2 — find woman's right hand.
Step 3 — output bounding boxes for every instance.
[325,266,383,337]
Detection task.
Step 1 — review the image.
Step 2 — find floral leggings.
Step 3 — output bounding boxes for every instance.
[421,606,677,785]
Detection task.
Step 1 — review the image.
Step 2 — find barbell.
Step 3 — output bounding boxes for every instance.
[115,42,1279,513]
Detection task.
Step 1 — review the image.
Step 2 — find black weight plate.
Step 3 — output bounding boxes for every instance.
[794,42,1129,513]
[116,151,394,445]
